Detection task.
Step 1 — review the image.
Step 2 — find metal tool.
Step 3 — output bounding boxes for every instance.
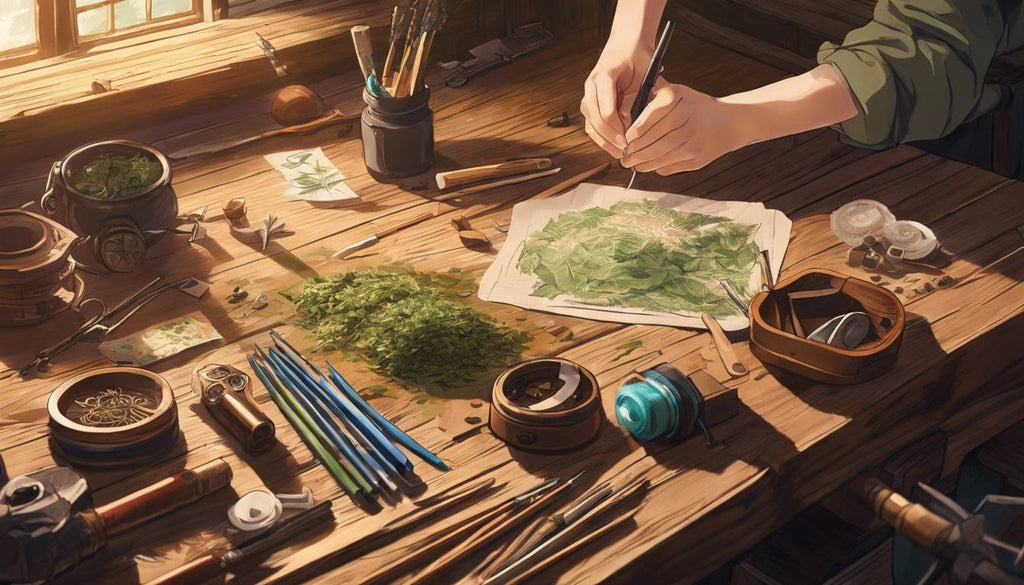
[333,212,434,259]
[865,480,1024,585]
[19,276,208,375]
[192,363,276,455]
[719,279,749,317]
[149,501,334,585]
[0,460,232,583]
[255,32,287,77]
[625,20,675,190]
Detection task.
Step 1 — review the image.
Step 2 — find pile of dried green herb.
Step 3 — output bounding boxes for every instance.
[517,199,759,315]
[71,152,162,199]
[287,270,527,388]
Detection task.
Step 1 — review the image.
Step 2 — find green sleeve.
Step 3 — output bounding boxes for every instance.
[817,0,1005,149]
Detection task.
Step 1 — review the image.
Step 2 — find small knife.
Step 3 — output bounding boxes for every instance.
[332,212,434,259]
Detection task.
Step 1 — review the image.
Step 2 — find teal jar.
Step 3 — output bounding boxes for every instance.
[615,363,704,442]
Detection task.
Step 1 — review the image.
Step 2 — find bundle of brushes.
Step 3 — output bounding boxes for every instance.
[351,0,449,99]
[248,330,449,505]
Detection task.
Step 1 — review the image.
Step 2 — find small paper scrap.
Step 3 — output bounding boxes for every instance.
[264,147,359,201]
[99,312,221,366]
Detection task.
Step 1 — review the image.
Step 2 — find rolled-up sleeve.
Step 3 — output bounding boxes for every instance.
[817,0,1005,149]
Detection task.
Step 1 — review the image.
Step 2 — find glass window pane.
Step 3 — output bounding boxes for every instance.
[152,0,192,18]
[0,0,36,53]
[114,0,146,29]
[78,4,111,36]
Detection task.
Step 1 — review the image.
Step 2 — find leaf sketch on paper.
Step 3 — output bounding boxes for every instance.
[516,199,759,315]
[264,147,359,201]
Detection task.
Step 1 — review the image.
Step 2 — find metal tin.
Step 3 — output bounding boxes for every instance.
[191,363,276,455]
[40,139,177,273]
[360,88,434,179]
[47,367,179,467]
[489,358,603,452]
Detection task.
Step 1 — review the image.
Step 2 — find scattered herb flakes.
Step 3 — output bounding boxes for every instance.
[365,384,390,396]
[286,269,528,389]
[71,152,161,199]
[449,267,462,273]
[516,200,758,315]
[613,340,643,361]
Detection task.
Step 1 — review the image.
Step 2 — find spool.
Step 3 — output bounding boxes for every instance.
[615,363,705,442]
[0,209,82,327]
[489,358,602,452]
[830,200,896,246]
[47,367,179,467]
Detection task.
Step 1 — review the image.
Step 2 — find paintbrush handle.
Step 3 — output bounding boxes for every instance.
[436,158,552,189]
[435,167,561,201]
[351,25,377,81]
[375,211,434,238]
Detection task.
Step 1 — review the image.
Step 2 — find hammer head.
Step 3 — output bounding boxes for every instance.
[0,466,100,583]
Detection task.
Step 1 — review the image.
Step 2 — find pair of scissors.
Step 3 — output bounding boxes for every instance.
[18,276,199,375]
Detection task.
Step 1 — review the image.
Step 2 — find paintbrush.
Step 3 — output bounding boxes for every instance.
[248,355,362,497]
[362,477,562,585]
[404,472,587,585]
[332,211,434,259]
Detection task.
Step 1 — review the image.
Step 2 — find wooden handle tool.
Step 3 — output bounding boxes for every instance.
[701,313,747,378]
[436,159,552,189]
[351,25,377,82]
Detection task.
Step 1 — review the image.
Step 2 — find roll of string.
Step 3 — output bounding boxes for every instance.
[615,363,703,442]
[882,220,938,260]
[830,199,896,246]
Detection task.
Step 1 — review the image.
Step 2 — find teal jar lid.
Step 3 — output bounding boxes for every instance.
[615,370,681,441]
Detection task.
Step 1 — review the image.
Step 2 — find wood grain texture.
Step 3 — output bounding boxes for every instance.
[0,31,1021,585]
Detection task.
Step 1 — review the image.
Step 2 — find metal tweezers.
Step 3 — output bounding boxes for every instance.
[19,276,198,375]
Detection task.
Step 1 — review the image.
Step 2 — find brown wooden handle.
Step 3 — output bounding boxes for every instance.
[262,109,351,138]
[147,554,223,585]
[97,459,233,536]
[865,480,952,555]
[436,159,552,189]
[375,212,434,238]
[701,313,747,377]
[351,25,376,79]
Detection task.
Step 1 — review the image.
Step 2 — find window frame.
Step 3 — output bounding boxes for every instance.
[0,0,204,69]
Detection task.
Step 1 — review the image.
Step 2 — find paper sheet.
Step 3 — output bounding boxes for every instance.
[264,147,359,201]
[478,184,792,332]
[99,312,221,366]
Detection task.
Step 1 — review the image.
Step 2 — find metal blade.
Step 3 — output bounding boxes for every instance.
[626,170,637,189]
[918,482,970,521]
[914,561,943,585]
[332,236,380,259]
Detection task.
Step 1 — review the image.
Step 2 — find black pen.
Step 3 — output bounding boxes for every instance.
[626,20,675,189]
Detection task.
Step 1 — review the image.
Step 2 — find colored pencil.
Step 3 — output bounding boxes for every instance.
[247,355,362,497]
[326,361,449,471]
[263,348,378,494]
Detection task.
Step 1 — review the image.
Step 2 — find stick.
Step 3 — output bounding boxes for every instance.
[464,162,610,221]
[350,25,377,82]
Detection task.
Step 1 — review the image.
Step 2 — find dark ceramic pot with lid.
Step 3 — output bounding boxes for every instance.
[360,87,434,179]
[40,139,177,273]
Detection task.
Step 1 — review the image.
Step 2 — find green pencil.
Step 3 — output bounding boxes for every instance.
[248,354,362,497]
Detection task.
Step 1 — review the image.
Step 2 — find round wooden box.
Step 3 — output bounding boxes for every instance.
[47,367,179,467]
[489,358,603,452]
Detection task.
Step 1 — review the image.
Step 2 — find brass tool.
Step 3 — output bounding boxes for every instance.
[192,363,276,455]
[701,313,747,378]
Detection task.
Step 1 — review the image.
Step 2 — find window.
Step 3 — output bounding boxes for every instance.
[76,0,200,39]
[0,0,203,68]
[0,0,37,57]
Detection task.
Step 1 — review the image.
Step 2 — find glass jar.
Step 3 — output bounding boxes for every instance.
[360,87,434,179]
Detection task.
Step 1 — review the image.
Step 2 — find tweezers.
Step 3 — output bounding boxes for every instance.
[19,276,199,375]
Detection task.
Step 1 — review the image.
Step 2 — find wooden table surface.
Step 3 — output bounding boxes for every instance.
[2,31,1023,585]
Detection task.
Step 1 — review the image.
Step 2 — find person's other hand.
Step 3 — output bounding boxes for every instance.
[580,40,654,159]
[620,80,745,174]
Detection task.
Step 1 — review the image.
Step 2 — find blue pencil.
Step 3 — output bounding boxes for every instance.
[262,348,378,494]
[326,361,450,472]
[269,345,413,474]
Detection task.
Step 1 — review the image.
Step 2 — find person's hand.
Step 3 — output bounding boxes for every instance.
[620,80,747,174]
[580,40,654,159]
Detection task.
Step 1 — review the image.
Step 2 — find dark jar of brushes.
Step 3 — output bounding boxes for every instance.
[360,87,434,179]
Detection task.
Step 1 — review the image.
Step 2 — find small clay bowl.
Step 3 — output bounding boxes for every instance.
[48,367,179,467]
